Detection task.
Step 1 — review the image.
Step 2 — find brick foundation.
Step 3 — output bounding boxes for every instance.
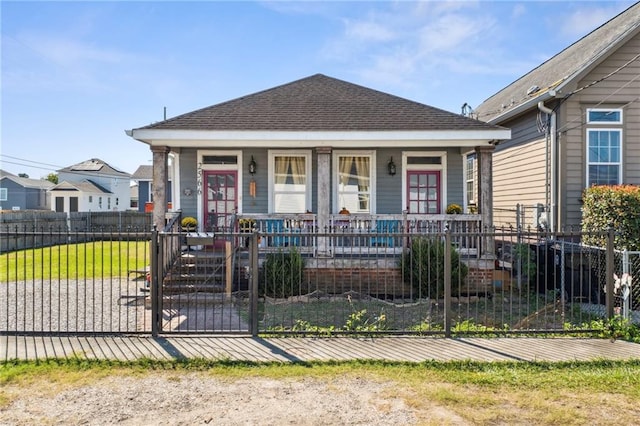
[463,258,496,293]
[303,268,409,296]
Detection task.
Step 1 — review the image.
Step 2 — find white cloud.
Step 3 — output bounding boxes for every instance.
[322,2,503,83]
[344,19,396,42]
[417,13,494,54]
[19,33,132,67]
[511,3,527,19]
[559,3,634,39]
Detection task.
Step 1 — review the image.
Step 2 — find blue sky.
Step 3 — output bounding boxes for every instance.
[1,0,636,178]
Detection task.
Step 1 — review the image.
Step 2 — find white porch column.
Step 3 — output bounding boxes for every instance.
[151,145,170,230]
[316,146,332,256]
[476,145,495,259]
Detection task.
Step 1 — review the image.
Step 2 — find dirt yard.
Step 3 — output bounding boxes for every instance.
[1,373,439,425]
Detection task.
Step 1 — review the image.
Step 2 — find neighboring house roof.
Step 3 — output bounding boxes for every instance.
[0,169,18,178]
[0,175,55,190]
[136,74,504,132]
[475,2,640,123]
[132,165,152,181]
[50,179,112,194]
[58,158,131,179]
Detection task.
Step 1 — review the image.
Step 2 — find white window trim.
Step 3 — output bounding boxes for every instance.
[333,150,376,214]
[196,150,243,219]
[0,188,7,201]
[464,152,476,207]
[586,128,623,187]
[268,150,312,214]
[586,108,623,124]
[401,151,448,213]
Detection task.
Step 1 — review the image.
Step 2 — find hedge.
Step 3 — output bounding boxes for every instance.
[581,185,640,250]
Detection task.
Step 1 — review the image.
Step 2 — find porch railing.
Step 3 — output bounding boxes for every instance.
[236,213,481,256]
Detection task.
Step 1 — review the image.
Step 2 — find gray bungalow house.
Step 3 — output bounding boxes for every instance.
[474,2,640,231]
[127,74,509,257]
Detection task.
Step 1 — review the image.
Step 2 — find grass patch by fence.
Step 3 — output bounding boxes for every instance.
[257,292,615,335]
[0,241,150,282]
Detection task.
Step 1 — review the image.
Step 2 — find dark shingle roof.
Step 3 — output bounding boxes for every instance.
[138,74,502,132]
[132,165,152,181]
[475,2,640,123]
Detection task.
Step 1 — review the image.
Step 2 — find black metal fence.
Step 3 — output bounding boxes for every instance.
[1,229,152,334]
[2,226,633,337]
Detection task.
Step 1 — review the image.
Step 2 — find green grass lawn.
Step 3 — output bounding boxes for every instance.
[0,241,150,281]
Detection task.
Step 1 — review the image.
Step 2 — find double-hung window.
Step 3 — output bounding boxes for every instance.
[335,152,374,213]
[0,188,7,201]
[586,108,623,187]
[269,151,311,213]
[465,154,476,206]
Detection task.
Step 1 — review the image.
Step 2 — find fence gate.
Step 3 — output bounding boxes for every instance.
[151,230,253,335]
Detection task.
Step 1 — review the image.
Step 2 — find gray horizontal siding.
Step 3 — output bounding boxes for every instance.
[176,147,467,218]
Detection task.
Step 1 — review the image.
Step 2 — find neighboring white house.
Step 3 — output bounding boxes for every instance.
[50,159,132,213]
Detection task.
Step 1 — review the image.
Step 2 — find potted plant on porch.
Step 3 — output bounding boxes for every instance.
[181,216,198,232]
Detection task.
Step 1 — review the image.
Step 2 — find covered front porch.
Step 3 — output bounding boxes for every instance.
[230,212,482,257]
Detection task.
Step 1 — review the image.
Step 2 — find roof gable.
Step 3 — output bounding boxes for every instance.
[1,175,54,190]
[50,179,112,194]
[475,2,640,122]
[137,74,502,132]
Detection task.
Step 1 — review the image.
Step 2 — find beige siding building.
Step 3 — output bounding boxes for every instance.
[474,2,640,231]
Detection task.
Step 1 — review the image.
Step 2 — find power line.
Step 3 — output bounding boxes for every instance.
[0,155,131,180]
[0,154,65,170]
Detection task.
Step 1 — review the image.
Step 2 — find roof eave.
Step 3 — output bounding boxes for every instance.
[129,129,511,147]
[485,92,556,125]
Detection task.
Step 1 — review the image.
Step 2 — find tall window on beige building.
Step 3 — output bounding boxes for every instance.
[586,108,623,186]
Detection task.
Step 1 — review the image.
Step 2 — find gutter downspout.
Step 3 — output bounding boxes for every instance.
[538,101,557,232]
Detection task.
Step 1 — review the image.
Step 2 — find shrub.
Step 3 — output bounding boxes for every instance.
[261,248,305,298]
[513,243,536,284]
[400,237,468,298]
[582,185,640,250]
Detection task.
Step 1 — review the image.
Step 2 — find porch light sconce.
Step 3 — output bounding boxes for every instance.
[248,156,257,175]
[387,157,396,176]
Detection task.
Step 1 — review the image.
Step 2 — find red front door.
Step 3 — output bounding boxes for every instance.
[407,170,441,214]
[203,171,237,232]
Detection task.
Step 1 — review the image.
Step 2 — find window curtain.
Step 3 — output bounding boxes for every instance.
[290,156,305,185]
[354,157,370,192]
[275,156,306,185]
[275,157,289,184]
[339,156,352,187]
